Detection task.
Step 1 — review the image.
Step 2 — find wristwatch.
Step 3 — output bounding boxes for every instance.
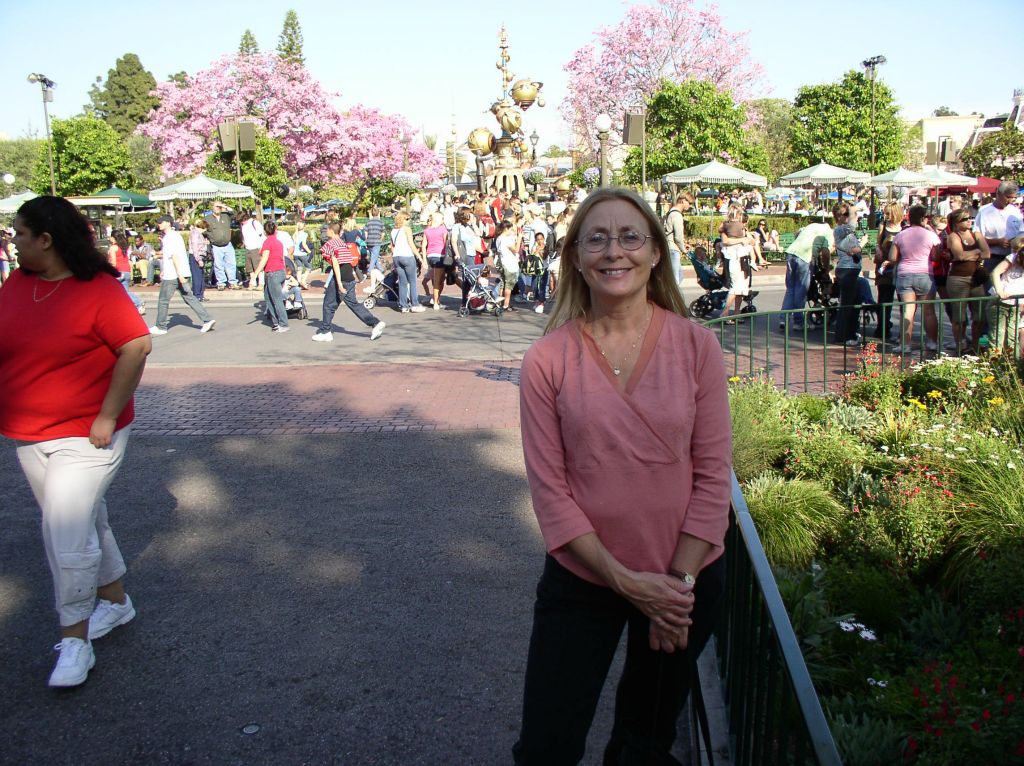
[669,569,696,585]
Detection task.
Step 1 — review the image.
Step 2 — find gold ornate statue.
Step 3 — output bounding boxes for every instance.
[467,26,544,196]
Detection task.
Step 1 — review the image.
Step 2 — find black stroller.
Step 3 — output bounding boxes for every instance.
[805,250,837,327]
[687,249,758,319]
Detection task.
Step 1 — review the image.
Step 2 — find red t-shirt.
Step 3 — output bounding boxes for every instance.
[111,245,130,273]
[0,270,150,441]
[261,235,285,272]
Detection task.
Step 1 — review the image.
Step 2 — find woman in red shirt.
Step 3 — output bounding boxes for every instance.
[107,229,145,315]
[0,196,151,687]
[251,220,289,332]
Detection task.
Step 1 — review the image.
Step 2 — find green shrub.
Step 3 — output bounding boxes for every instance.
[729,378,793,481]
[823,561,912,635]
[784,426,876,491]
[745,473,843,568]
[826,400,876,436]
[786,392,832,426]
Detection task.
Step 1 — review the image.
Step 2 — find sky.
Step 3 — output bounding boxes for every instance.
[0,0,1019,170]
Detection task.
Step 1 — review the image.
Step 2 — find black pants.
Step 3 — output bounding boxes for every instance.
[513,554,726,766]
[835,267,861,342]
[873,282,896,338]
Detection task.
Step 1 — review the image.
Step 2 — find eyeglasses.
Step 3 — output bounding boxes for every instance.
[576,229,651,253]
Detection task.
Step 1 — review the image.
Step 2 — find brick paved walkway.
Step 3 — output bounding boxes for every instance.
[136,360,523,435]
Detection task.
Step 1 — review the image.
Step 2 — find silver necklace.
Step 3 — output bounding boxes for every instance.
[33,277,65,303]
[588,306,652,377]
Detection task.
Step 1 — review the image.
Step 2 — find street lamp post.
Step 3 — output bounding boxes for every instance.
[27,73,57,196]
[595,113,612,188]
[400,130,411,171]
[529,129,539,163]
[861,55,886,223]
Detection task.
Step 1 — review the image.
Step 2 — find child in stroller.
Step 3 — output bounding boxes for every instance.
[456,261,504,317]
[282,260,307,318]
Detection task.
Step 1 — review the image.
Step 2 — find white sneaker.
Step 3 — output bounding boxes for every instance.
[312,331,334,342]
[88,595,135,640]
[274,326,290,333]
[433,302,441,311]
[200,319,216,333]
[148,326,167,336]
[48,637,95,687]
[370,322,386,340]
[294,301,303,308]
[137,302,146,315]
[284,300,294,310]
[410,305,426,313]
[534,304,544,314]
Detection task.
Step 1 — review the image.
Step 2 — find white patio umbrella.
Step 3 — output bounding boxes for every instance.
[913,168,978,209]
[866,167,930,186]
[778,162,870,187]
[764,186,795,199]
[149,173,254,202]
[0,190,38,214]
[661,160,768,188]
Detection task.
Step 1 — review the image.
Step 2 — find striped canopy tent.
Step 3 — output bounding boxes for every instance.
[866,167,930,186]
[913,167,978,209]
[149,173,254,202]
[661,160,768,188]
[0,190,37,214]
[778,162,870,187]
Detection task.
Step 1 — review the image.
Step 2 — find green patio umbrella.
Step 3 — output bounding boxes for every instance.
[95,186,155,209]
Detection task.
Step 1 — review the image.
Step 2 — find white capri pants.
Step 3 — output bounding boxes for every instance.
[16,427,130,626]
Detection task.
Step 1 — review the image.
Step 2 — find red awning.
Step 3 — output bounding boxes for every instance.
[970,176,1001,194]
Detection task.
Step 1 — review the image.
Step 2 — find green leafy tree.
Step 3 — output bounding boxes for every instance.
[0,137,44,191]
[168,71,189,88]
[126,135,162,191]
[790,70,903,173]
[901,122,924,171]
[958,126,1024,184]
[239,29,259,56]
[932,106,958,117]
[542,145,570,158]
[205,129,287,208]
[87,53,160,138]
[34,116,131,196]
[747,98,796,181]
[276,10,305,66]
[620,79,769,185]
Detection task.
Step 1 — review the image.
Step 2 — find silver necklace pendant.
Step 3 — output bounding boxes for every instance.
[613,368,621,376]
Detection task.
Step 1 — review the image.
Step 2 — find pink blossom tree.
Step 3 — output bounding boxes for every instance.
[138,53,442,186]
[562,0,764,155]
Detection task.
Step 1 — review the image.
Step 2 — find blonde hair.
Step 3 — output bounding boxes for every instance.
[544,187,689,333]
[343,217,357,231]
[883,202,904,227]
[394,211,410,227]
[428,212,443,227]
[726,203,744,221]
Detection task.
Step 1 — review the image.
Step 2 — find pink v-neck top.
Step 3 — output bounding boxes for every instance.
[520,305,732,586]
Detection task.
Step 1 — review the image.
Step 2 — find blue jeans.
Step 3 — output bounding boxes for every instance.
[780,254,811,327]
[368,243,382,273]
[393,256,419,309]
[211,243,238,287]
[263,270,288,328]
[320,275,380,333]
[155,277,211,330]
[118,272,143,309]
[669,247,683,288]
[188,254,206,300]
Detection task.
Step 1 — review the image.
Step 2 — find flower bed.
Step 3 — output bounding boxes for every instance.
[730,345,1024,765]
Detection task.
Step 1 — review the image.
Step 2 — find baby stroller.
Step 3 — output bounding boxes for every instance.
[361,263,401,309]
[263,257,309,321]
[805,251,837,327]
[687,251,758,319]
[457,261,504,317]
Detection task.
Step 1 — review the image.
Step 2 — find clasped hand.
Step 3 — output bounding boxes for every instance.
[621,571,695,653]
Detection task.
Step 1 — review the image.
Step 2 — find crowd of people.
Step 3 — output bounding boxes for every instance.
[778,181,1024,355]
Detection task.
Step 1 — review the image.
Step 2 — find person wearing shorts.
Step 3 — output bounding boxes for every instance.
[892,205,941,352]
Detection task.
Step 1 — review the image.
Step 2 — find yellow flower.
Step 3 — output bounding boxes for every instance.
[989,397,1005,407]
[728,376,741,383]
[927,390,943,399]
[907,397,928,411]
[982,375,995,384]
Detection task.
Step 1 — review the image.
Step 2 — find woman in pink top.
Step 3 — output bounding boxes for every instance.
[893,205,942,352]
[513,188,731,763]
[420,212,449,310]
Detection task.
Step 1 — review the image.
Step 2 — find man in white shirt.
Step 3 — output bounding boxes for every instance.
[239,211,266,287]
[150,216,216,335]
[974,181,1023,270]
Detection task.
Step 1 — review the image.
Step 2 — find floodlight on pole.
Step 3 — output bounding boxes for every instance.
[860,55,887,221]
[27,73,57,196]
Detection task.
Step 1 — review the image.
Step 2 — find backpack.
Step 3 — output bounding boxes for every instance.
[663,208,683,244]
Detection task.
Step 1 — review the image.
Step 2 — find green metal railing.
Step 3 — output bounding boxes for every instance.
[717,474,843,765]
[704,295,1020,393]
